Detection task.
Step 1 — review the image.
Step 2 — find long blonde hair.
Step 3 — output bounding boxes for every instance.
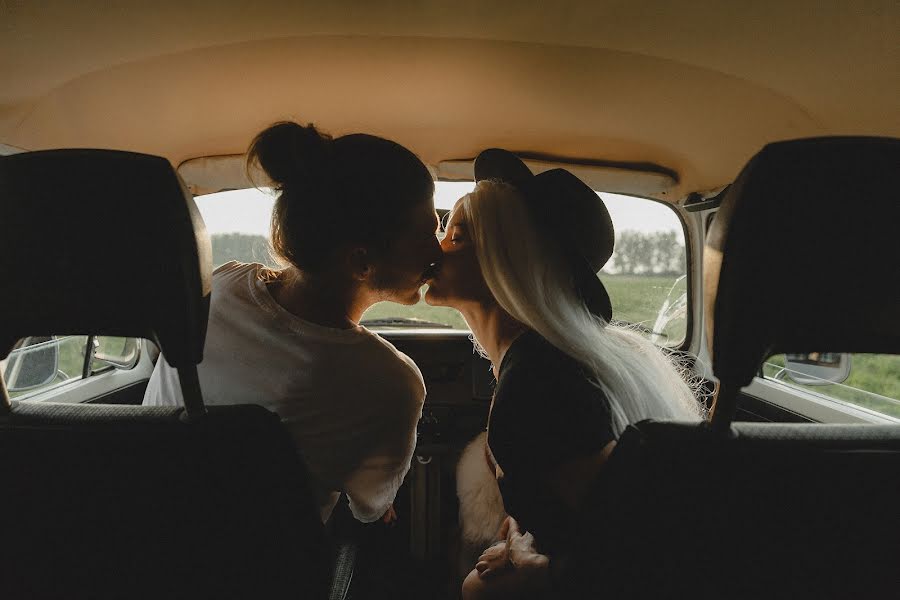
[462,181,704,434]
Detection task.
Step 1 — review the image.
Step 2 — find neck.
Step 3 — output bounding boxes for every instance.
[269,266,370,328]
[459,302,526,378]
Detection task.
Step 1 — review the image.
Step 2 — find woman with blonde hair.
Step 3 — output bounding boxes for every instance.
[426,150,704,598]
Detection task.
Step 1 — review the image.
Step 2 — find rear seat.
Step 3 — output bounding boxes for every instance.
[580,138,900,599]
[0,150,341,598]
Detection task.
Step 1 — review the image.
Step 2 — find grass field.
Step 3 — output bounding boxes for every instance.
[602,274,686,344]
[763,354,900,418]
[362,274,687,344]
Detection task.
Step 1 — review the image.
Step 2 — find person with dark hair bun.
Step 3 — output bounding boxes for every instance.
[144,122,441,525]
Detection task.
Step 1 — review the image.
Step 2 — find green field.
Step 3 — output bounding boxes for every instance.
[602,274,686,344]
[764,354,900,418]
[362,274,687,344]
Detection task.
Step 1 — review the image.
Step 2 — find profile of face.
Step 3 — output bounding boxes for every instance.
[367,198,442,305]
[425,196,494,310]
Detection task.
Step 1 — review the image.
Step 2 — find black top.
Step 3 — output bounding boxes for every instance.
[487,330,616,555]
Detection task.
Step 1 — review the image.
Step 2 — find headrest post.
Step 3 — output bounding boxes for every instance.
[177,365,206,420]
[0,374,10,414]
[709,382,737,431]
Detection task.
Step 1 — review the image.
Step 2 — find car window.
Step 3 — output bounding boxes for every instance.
[195,185,688,346]
[2,335,139,400]
[599,195,687,347]
[761,353,900,419]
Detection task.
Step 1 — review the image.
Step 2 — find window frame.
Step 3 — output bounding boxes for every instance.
[745,376,900,425]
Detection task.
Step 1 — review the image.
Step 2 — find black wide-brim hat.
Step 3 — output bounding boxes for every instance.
[474,148,615,322]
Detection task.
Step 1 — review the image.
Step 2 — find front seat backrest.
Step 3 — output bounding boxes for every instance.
[705,136,900,421]
[586,137,900,600]
[0,150,331,598]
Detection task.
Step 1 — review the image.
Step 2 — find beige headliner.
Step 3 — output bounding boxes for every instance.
[2,1,898,200]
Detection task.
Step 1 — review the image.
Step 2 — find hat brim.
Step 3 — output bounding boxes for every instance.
[473,148,614,322]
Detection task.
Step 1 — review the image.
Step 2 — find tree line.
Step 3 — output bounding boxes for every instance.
[211,233,275,267]
[603,230,686,276]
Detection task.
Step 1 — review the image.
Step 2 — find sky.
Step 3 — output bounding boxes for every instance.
[194,182,681,238]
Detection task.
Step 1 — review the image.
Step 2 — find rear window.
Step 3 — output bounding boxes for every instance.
[195,184,687,346]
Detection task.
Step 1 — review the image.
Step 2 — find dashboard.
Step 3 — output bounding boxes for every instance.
[379,330,493,450]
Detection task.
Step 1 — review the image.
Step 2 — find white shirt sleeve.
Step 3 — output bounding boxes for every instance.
[343,373,424,523]
[344,453,412,522]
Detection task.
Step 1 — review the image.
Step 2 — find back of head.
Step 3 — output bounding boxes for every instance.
[247,122,434,271]
[462,181,704,431]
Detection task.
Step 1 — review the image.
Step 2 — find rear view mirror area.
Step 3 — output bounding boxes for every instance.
[782,352,852,385]
[92,336,140,370]
[3,336,60,392]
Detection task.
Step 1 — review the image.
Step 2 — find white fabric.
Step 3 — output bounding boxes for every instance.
[456,432,507,547]
[143,261,425,523]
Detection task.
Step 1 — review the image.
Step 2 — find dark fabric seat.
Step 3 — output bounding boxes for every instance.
[577,138,900,599]
[580,421,900,599]
[3,402,332,598]
[0,150,343,598]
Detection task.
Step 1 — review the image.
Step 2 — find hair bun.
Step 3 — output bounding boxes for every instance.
[247,121,333,190]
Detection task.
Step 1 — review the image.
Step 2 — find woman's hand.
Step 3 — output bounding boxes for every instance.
[475,516,550,579]
[504,516,550,572]
[381,503,397,525]
[475,539,510,579]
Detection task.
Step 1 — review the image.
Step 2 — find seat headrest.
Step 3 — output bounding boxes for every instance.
[0,150,212,368]
[705,136,900,388]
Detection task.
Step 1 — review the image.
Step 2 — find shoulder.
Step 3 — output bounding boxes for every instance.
[212,260,248,277]
[211,261,268,290]
[490,331,616,466]
[497,332,592,400]
[212,260,273,278]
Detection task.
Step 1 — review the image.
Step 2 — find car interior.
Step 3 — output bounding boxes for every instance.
[2,2,899,599]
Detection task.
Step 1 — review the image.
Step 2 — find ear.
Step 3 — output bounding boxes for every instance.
[348,247,372,282]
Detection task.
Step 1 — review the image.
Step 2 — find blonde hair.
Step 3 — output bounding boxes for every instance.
[462,181,705,434]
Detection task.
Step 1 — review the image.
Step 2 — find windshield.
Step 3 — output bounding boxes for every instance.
[194,183,687,345]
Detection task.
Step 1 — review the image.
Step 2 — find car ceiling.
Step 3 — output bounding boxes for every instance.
[2,0,898,200]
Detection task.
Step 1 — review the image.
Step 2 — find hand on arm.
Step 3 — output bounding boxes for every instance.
[381,503,398,525]
[344,453,407,523]
[476,516,549,580]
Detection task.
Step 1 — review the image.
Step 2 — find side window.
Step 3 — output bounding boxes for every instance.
[599,194,688,347]
[2,335,139,400]
[761,353,900,419]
